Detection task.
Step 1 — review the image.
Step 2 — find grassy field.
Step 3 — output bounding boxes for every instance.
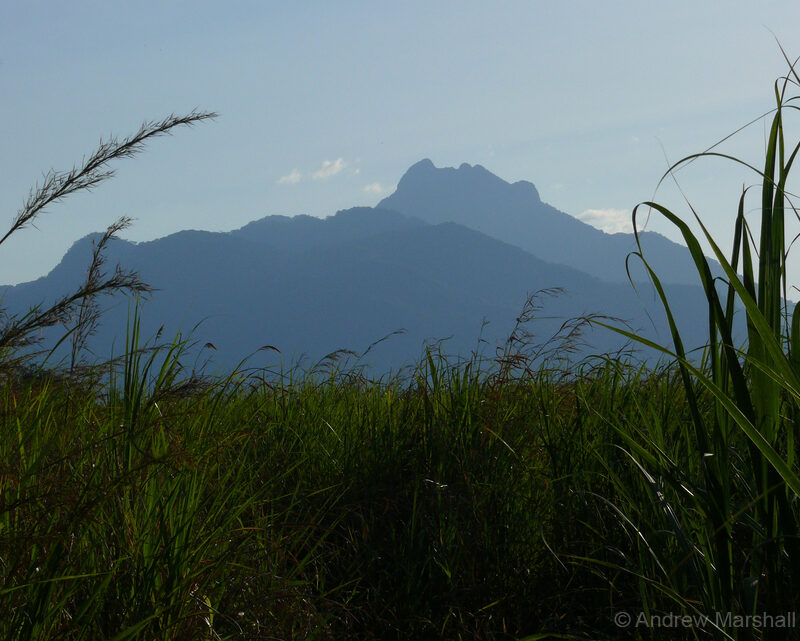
[4,57,800,641]
[1,331,796,640]
[0,335,719,640]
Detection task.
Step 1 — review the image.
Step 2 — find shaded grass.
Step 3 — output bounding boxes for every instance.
[3,328,767,640]
[588,46,800,641]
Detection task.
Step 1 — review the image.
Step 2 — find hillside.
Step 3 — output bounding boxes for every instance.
[379,159,722,286]
[0,203,718,374]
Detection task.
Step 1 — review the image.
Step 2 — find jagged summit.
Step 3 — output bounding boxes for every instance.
[380,159,719,286]
[389,159,542,209]
[406,158,435,173]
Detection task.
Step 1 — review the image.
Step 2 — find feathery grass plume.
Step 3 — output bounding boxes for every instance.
[593,44,800,635]
[2,111,216,247]
[492,288,616,388]
[0,111,216,375]
[66,216,141,375]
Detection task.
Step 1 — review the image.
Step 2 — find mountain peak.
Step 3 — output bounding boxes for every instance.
[408,158,435,172]
[380,160,543,227]
[378,159,721,286]
[397,159,436,183]
[390,159,541,203]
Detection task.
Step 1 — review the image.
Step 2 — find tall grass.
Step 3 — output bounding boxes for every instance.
[591,50,800,639]
[3,320,680,639]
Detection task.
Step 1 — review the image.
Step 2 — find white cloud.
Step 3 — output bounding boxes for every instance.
[362,182,393,195]
[312,158,346,180]
[277,169,301,185]
[576,208,633,234]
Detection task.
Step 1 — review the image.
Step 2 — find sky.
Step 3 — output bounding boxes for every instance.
[3,1,800,291]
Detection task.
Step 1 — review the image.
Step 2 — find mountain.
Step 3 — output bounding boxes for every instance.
[228,206,428,252]
[0,201,722,376]
[379,159,721,286]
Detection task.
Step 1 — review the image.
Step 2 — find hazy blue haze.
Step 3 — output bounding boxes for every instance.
[0,162,733,375]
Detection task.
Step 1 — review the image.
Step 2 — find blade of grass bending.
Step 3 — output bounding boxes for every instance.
[595,320,800,497]
[610,221,737,608]
[634,202,753,421]
[694,213,800,398]
[791,303,800,379]
[629,217,730,513]
[756,90,780,318]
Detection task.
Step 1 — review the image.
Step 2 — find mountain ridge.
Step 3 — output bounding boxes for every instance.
[379,159,718,287]
[0,160,730,374]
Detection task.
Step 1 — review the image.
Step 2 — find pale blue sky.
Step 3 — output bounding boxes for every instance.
[3,1,800,288]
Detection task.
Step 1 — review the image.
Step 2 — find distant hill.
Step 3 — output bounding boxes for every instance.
[0,201,723,376]
[379,159,722,286]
